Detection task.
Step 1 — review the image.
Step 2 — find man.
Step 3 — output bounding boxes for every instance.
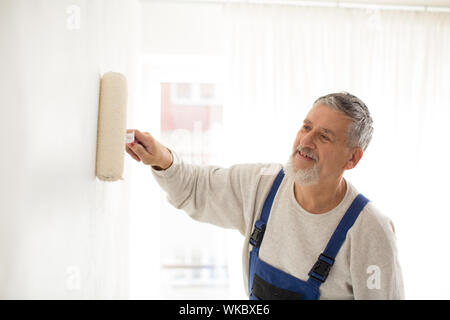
[126,92,404,300]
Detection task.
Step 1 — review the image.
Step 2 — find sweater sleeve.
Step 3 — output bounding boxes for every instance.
[349,204,405,300]
[151,149,269,235]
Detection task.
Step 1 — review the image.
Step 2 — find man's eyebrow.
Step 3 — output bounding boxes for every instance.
[303,119,336,137]
[321,127,336,138]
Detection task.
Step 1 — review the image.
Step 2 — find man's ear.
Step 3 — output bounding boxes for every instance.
[345,147,363,170]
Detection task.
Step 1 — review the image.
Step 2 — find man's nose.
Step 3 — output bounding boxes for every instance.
[300,131,315,149]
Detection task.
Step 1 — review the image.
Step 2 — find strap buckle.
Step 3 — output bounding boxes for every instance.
[308,253,335,283]
[249,223,266,248]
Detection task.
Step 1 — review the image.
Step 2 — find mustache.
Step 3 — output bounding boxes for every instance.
[294,145,319,161]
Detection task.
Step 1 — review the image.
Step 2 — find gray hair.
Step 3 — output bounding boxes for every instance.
[313,92,374,151]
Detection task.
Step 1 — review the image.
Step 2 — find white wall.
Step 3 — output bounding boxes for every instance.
[0,0,140,299]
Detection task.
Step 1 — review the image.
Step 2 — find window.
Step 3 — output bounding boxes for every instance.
[160,82,227,298]
[170,83,222,106]
[133,55,244,299]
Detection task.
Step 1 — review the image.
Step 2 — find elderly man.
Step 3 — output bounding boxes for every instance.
[126,92,404,300]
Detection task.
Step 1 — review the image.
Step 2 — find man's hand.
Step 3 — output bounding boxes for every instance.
[125,129,173,170]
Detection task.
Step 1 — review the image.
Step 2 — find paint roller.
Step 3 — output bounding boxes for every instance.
[95,71,134,181]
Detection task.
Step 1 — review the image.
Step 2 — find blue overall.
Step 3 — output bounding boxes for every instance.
[248,168,369,300]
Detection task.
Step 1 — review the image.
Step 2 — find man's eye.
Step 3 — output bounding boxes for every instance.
[321,135,330,141]
[302,125,311,130]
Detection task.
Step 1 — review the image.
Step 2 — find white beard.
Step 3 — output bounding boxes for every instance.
[283,153,320,186]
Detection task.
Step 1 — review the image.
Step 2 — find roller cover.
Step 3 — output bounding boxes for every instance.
[95,72,128,181]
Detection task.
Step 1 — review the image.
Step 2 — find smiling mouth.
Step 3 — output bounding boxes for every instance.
[296,150,317,162]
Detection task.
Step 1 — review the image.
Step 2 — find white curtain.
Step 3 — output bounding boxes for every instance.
[222,4,450,299]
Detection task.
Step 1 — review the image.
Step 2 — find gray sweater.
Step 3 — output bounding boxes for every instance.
[151,150,405,300]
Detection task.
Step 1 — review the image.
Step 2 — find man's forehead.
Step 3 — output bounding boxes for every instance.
[304,105,352,135]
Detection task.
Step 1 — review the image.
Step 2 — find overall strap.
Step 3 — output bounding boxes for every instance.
[249,168,285,249]
[308,193,370,287]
